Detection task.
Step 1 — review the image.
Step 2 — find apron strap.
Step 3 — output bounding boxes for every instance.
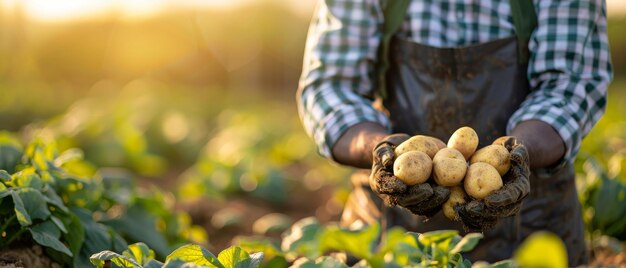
[376,0,410,99]
[509,0,538,64]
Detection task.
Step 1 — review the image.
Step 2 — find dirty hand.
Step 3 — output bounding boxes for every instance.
[457,136,531,230]
[370,134,450,217]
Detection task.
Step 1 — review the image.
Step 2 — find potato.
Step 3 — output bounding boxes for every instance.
[464,162,503,199]
[428,137,447,151]
[442,186,468,221]
[393,151,432,186]
[395,135,439,159]
[447,126,479,160]
[470,144,511,176]
[432,148,467,186]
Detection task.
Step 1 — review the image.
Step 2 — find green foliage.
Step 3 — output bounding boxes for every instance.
[90,242,264,268]
[0,133,206,267]
[576,79,626,240]
[239,217,506,268]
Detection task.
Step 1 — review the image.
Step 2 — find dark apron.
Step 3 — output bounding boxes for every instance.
[340,36,588,265]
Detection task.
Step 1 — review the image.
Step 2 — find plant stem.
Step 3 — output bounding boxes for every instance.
[3,228,27,247]
[0,214,16,232]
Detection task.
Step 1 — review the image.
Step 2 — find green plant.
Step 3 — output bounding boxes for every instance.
[0,132,206,267]
[236,217,516,268]
[90,242,264,268]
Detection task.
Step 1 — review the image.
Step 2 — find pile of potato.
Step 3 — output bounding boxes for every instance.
[391,127,510,221]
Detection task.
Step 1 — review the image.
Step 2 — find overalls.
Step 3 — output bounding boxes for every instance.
[339,0,588,265]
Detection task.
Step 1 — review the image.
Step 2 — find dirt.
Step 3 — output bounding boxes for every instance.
[0,245,60,268]
[175,183,342,253]
[590,247,626,268]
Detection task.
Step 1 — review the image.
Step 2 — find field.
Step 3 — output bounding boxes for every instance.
[1,3,626,267]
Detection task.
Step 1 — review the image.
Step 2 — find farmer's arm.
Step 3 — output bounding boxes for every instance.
[507,0,612,170]
[296,0,390,168]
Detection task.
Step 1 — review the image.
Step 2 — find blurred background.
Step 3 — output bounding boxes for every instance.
[0,0,625,266]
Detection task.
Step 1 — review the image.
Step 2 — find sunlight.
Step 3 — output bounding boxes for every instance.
[0,0,248,22]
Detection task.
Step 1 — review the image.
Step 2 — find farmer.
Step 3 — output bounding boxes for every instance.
[296,0,612,265]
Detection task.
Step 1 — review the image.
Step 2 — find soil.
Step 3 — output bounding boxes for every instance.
[0,245,60,268]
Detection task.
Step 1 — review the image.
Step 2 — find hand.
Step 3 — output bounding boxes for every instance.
[370,134,450,217]
[456,136,531,230]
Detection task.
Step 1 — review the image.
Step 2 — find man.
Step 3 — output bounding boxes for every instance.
[296,0,612,266]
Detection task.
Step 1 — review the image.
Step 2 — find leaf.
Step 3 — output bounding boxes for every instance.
[290,256,349,268]
[101,203,171,257]
[125,242,156,265]
[30,221,73,257]
[233,236,283,260]
[513,231,567,268]
[319,223,380,260]
[72,207,128,266]
[0,170,11,182]
[248,252,264,268]
[11,190,32,226]
[12,168,43,190]
[162,258,203,268]
[450,233,484,254]
[417,230,459,246]
[166,244,223,268]
[63,213,86,267]
[144,259,165,268]
[42,185,69,213]
[0,132,24,173]
[90,250,141,268]
[50,215,68,233]
[217,246,257,268]
[14,187,50,224]
[281,217,323,259]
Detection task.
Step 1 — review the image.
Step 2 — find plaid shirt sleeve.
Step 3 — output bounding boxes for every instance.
[296,0,391,159]
[507,0,613,167]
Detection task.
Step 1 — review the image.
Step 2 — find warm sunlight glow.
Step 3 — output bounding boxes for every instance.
[0,0,251,22]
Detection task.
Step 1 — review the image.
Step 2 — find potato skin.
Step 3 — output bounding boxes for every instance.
[429,137,447,151]
[432,148,467,187]
[395,135,440,159]
[464,162,503,199]
[443,186,467,221]
[393,151,433,186]
[470,144,511,176]
[447,126,479,160]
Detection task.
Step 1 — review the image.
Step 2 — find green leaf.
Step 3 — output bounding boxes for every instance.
[49,215,67,233]
[233,236,283,260]
[90,250,141,268]
[514,231,567,268]
[42,185,69,213]
[144,259,164,268]
[166,244,223,268]
[63,213,86,268]
[217,246,258,268]
[30,221,73,257]
[11,190,32,226]
[290,256,349,268]
[281,217,323,259]
[101,203,171,257]
[12,168,43,190]
[0,170,11,182]
[417,230,459,246]
[248,252,264,268]
[162,258,195,268]
[319,223,380,260]
[450,233,483,254]
[14,187,50,224]
[125,242,156,265]
[73,207,128,266]
[0,132,24,173]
